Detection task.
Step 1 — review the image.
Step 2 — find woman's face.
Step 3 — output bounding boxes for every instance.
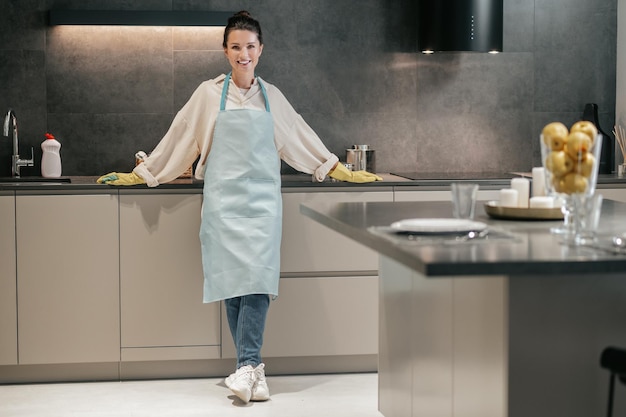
[224,29,263,83]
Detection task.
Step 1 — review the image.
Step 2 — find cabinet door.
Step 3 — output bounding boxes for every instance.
[221,276,378,358]
[281,191,393,273]
[119,193,220,361]
[0,194,17,365]
[16,193,120,364]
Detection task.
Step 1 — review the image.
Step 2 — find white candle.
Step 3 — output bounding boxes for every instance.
[529,196,554,208]
[554,196,565,209]
[532,167,547,197]
[511,177,530,208]
[499,188,519,207]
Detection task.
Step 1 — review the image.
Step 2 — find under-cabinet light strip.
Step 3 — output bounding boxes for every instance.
[48,10,233,27]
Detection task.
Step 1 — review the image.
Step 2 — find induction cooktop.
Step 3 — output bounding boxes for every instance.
[391,172,517,182]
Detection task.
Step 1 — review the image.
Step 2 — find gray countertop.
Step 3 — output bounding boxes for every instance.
[300,199,626,277]
[0,173,407,192]
[1,173,626,192]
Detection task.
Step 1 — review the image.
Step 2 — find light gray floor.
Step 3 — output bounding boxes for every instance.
[0,373,383,417]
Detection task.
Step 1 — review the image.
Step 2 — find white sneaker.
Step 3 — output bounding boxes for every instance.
[228,365,256,403]
[224,371,236,389]
[251,363,270,401]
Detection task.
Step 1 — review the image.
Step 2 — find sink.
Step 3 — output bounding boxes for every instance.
[0,176,71,183]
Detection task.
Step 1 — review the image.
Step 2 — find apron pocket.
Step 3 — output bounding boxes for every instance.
[219,178,279,218]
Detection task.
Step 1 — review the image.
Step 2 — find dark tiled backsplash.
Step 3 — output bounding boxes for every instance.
[0,0,617,177]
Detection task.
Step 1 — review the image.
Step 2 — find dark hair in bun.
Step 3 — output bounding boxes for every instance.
[223,10,263,48]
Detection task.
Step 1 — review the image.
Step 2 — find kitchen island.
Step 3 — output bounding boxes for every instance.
[301,200,626,417]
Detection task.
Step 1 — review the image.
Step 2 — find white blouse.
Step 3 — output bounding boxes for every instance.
[134,74,339,187]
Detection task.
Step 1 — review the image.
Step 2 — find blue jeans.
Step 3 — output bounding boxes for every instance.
[225,294,270,369]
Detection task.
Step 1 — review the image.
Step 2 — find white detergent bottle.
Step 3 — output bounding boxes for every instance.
[41,132,62,178]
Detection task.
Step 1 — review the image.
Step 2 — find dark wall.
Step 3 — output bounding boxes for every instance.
[0,0,617,177]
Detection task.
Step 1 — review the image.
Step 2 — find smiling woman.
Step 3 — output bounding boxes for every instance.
[96,9,380,405]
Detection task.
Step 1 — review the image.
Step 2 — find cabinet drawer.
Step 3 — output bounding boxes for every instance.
[221,276,378,358]
[281,191,393,273]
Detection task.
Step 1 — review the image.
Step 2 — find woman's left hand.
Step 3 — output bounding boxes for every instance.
[328,163,383,183]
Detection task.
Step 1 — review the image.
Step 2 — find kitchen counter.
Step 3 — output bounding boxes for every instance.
[0,174,407,192]
[2,172,626,192]
[301,199,626,417]
[0,186,390,383]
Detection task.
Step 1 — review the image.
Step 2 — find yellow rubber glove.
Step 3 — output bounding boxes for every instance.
[328,163,383,183]
[97,172,145,186]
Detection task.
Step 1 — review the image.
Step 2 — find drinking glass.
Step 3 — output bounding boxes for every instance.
[451,183,479,220]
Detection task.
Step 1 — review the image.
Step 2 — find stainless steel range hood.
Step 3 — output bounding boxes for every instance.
[418,0,503,54]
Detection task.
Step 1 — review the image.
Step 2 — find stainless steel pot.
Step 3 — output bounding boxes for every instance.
[346,145,376,172]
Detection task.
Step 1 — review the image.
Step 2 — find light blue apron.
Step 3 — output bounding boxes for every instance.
[200,73,282,304]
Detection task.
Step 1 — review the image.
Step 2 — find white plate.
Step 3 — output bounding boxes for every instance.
[390,218,488,234]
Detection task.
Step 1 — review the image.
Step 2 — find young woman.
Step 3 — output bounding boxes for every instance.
[99,10,381,403]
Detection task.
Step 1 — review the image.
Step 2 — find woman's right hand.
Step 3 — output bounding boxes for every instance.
[97,172,146,186]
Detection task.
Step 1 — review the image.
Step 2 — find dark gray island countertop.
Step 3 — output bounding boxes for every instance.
[300,199,626,276]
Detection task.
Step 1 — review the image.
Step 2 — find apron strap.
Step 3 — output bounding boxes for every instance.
[220,72,271,112]
[257,78,271,112]
[219,73,231,111]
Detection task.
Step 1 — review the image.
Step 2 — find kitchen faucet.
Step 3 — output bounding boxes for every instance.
[3,109,34,177]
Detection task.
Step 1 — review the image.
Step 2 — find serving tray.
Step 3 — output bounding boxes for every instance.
[484,201,564,220]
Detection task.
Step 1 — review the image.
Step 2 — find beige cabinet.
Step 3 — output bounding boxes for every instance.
[16,192,120,364]
[280,190,393,273]
[119,191,220,361]
[222,190,392,361]
[222,277,379,360]
[256,275,378,358]
[0,193,17,365]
